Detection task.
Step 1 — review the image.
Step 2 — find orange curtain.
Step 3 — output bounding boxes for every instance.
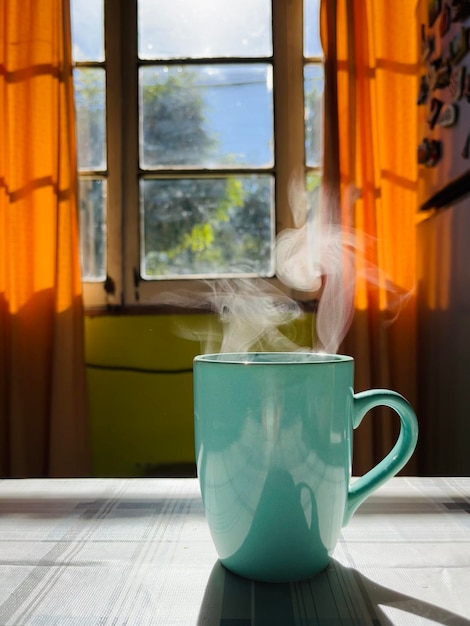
[320,0,419,473]
[0,0,90,476]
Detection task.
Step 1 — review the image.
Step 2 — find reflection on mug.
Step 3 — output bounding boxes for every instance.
[218,468,329,582]
[194,352,418,582]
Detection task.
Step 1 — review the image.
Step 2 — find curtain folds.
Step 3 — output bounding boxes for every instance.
[0,0,90,476]
[320,0,419,473]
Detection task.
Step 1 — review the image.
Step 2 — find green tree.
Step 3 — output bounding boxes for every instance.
[140,68,273,277]
[305,84,323,166]
[141,68,216,167]
[73,68,106,278]
[75,66,274,279]
[74,68,106,169]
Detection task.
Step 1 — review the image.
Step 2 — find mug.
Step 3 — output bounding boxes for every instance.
[193,352,418,582]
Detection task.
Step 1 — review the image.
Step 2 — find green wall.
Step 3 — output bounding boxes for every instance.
[85,313,315,477]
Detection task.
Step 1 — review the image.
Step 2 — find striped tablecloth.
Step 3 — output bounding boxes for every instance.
[0,477,469,625]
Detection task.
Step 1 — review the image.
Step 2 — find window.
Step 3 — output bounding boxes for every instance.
[71,0,323,309]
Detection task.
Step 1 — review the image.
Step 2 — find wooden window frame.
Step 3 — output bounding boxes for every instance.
[78,0,322,312]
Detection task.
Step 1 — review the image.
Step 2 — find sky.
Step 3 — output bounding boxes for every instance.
[71,0,322,166]
[71,0,321,61]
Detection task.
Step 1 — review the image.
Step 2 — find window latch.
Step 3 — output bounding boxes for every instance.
[104,275,116,295]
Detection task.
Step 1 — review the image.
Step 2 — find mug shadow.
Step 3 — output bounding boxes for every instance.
[197,559,470,625]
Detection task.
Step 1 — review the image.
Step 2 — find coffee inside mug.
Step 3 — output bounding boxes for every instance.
[198,352,350,364]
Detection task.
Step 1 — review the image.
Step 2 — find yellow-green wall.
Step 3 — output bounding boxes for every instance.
[85,313,315,477]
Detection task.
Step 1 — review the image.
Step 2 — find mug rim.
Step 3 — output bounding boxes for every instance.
[194,352,354,365]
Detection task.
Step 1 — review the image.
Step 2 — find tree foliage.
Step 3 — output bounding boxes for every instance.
[141,68,216,167]
[140,68,273,277]
[75,66,322,279]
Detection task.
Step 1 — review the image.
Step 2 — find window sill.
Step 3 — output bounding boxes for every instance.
[84,298,319,317]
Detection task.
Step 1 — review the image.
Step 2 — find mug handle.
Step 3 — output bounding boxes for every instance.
[343,389,418,526]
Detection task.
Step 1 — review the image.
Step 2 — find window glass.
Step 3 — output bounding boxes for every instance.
[71,2,107,283]
[73,68,107,171]
[138,0,272,59]
[304,0,322,58]
[140,176,274,278]
[79,179,106,281]
[139,64,273,168]
[70,0,104,62]
[304,64,323,167]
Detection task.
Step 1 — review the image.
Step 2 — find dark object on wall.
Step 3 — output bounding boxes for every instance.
[419,167,470,209]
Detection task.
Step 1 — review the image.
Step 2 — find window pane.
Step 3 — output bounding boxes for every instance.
[73,68,107,171]
[140,65,273,169]
[306,172,321,215]
[71,0,104,62]
[304,0,322,58]
[304,64,324,167]
[140,176,274,278]
[79,179,106,281]
[138,0,272,59]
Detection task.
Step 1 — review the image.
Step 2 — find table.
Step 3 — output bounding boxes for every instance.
[0,477,469,625]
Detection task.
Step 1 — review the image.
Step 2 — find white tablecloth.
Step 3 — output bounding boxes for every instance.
[0,477,469,625]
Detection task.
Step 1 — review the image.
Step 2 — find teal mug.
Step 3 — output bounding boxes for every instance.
[193,352,418,582]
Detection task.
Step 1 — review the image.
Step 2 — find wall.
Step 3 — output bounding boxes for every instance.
[416,197,470,475]
[85,312,315,477]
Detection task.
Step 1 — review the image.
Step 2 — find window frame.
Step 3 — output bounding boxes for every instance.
[77,0,323,311]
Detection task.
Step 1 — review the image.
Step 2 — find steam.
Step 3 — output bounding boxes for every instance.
[161,180,411,355]
[166,277,309,354]
[274,182,411,353]
[275,188,357,353]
